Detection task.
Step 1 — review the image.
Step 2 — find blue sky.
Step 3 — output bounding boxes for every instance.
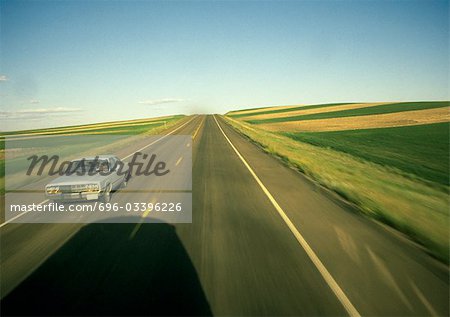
[0,0,448,131]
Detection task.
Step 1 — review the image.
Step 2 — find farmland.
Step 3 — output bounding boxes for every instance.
[228,102,351,118]
[1,115,185,137]
[242,101,449,124]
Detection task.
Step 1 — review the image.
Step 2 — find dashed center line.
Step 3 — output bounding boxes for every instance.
[129,198,156,240]
[192,117,205,140]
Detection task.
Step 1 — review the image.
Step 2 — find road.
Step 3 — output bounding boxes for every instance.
[1,115,449,316]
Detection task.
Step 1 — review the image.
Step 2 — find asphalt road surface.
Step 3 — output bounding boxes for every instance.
[1,115,449,316]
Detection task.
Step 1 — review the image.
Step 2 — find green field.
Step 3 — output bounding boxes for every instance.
[247,101,449,124]
[284,122,449,187]
[30,120,171,136]
[228,103,352,118]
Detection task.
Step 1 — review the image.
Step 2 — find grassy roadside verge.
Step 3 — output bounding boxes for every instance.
[222,115,449,263]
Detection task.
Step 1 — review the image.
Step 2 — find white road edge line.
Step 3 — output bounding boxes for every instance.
[0,116,197,228]
[0,199,49,228]
[213,115,361,317]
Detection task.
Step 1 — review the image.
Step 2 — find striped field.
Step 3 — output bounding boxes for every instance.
[236,102,391,121]
[258,107,450,132]
[1,115,185,137]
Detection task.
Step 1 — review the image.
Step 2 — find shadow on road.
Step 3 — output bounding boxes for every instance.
[2,218,212,316]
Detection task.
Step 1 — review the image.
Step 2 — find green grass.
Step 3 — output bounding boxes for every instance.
[223,115,449,263]
[284,122,450,187]
[228,103,354,118]
[247,101,450,124]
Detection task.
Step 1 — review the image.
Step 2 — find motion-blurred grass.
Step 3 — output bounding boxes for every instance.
[223,116,449,263]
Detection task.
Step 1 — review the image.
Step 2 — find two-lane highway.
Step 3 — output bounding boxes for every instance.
[1,115,448,316]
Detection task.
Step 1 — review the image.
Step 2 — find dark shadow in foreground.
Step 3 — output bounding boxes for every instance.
[2,218,212,316]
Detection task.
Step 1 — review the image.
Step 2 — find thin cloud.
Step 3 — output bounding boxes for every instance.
[0,75,8,82]
[29,99,40,104]
[17,107,82,114]
[138,98,185,106]
[0,107,82,119]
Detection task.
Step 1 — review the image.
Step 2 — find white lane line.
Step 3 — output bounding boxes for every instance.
[0,116,197,228]
[213,115,361,317]
[0,199,49,228]
[176,156,183,166]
